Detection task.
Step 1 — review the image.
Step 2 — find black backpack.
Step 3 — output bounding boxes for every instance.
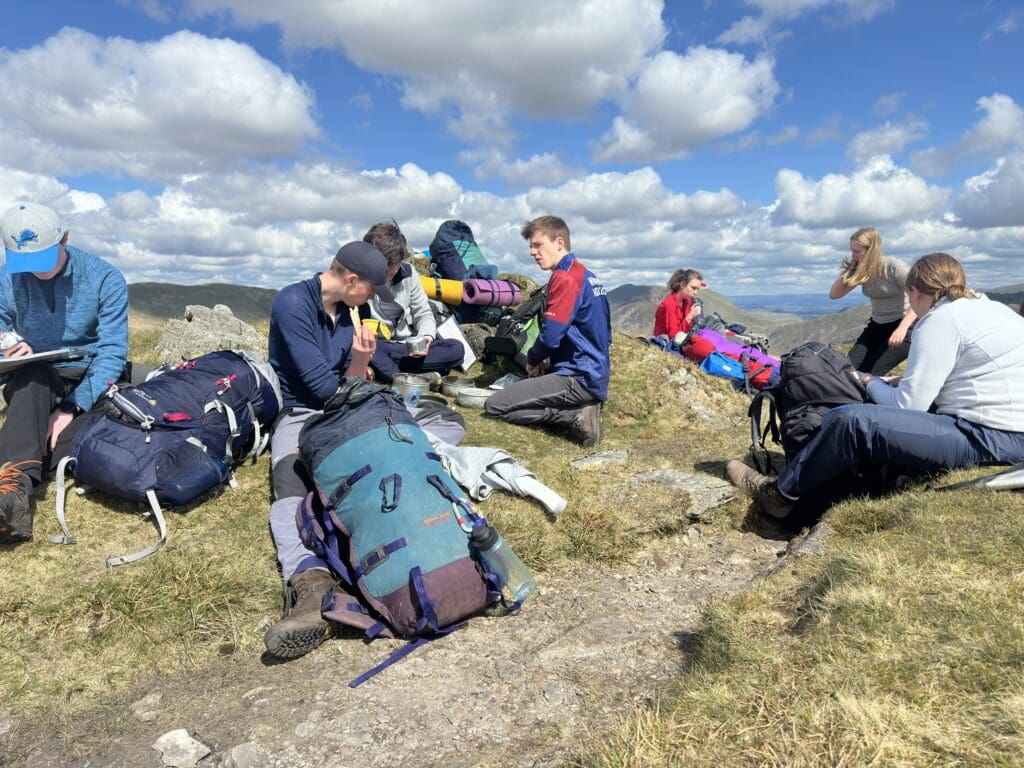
[748,342,866,472]
[482,285,548,375]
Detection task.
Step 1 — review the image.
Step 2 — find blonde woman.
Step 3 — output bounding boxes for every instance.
[728,253,1024,518]
[829,227,916,375]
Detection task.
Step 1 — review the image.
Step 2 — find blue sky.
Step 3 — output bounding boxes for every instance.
[0,0,1021,295]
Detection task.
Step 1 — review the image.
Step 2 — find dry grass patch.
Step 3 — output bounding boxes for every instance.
[589,475,1024,767]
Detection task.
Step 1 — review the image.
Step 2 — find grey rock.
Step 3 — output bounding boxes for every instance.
[158,304,264,364]
[152,729,211,767]
[628,469,736,521]
[130,691,162,723]
[221,742,267,768]
[294,721,318,738]
[688,401,717,422]
[790,521,835,558]
[571,450,628,469]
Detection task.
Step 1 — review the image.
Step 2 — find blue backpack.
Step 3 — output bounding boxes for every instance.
[295,378,514,686]
[51,350,282,567]
[699,351,747,381]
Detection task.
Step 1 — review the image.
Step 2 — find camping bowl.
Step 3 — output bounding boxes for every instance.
[392,373,432,400]
[441,375,475,398]
[456,387,494,408]
[405,335,429,355]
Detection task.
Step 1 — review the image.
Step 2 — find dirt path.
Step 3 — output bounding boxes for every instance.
[15,519,788,768]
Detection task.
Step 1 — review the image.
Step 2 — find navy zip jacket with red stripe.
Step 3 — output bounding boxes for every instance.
[526,253,611,401]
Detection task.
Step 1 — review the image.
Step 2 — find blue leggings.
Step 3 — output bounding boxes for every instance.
[777,404,1024,499]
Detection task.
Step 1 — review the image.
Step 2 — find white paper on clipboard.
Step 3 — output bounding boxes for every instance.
[435,315,476,371]
[0,348,86,375]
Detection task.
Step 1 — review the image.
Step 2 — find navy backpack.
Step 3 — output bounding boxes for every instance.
[51,350,282,567]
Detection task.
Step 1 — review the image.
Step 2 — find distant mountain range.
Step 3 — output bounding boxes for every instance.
[129,280,1024,357]
[607,284,800,336]
[129,282,277,325]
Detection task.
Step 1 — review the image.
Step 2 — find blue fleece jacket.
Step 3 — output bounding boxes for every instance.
[527,253,612,401]
[0,245,128,411]
[269,274,360,410]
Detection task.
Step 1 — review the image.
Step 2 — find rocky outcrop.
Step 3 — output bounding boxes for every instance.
[158,305,265,364]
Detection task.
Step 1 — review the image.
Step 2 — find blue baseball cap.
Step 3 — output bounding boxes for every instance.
[1,203,65,273]
[332,240,394,302]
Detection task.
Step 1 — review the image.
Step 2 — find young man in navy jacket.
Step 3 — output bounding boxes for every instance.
[263,240,391,660]
[484,215,611,446]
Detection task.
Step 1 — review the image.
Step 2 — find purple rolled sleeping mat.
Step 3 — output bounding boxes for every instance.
[462,278,523,307]
[693,328,780,371]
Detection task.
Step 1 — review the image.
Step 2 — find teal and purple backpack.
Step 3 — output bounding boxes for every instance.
[295,378,519,686]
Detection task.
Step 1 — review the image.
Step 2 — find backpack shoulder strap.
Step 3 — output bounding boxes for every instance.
[747,390,779,474]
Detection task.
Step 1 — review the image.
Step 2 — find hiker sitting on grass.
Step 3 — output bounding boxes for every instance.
[263,241,391,660]
[362,218,465,382]
[484,215,611,447]
[0,202,129,543]
[727,252,1024,519]
[829,227,917,376]
[652,268,704,345]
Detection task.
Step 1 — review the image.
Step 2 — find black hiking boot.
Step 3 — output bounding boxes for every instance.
[725,460,793,519]
[566,404,604,448]
[263,569,337,660]
[0,461,37,543]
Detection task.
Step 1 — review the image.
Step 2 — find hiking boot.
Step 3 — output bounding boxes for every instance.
[725,459,793,519]
[0,461,37,542]
[263,569,337,660]
[566,404,604,448]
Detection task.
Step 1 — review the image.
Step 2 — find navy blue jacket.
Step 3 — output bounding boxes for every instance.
[527,253,611,401]
[269,274,359,410]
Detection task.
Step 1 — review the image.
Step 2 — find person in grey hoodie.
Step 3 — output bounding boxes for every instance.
[363,219,465,381]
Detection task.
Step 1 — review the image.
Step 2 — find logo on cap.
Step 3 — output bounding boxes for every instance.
[13,229,38,249]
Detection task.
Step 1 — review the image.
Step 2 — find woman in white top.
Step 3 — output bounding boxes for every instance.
[829,227,917,375]
[729,252,1024,518]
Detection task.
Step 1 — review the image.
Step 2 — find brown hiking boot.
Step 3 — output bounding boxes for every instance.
[263,569,338,660]
[725,460,793,519]
[567,404,604,448]
[0,461,38,542]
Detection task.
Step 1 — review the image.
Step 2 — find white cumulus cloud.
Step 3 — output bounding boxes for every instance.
[847,117,929,162]
[185,0,665,143]
[0,27,319,180]
[955,153,1024,228]
[773,155,949,228]
[912,92,1024,176]
[593,47,780,163]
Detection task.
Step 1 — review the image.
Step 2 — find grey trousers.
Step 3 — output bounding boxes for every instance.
[483,373,596,429]
[269,409,324,582]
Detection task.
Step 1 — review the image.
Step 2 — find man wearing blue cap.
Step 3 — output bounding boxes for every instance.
[263,240,391,660]
[0,202,128,542]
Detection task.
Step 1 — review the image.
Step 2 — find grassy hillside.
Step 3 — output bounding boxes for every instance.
[768,303,872,355]
[5,312,1024,765]
[608,284,800,338]
[128,282,277,325]
[591,481,1024,767]
[0,325,754,754]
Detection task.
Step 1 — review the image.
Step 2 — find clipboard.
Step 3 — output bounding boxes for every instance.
[0,348,87,375]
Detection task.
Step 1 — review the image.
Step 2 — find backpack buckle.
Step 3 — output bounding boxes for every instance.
[360,544,391,576]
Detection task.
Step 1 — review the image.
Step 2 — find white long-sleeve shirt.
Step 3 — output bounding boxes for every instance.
[867,295,1024,431]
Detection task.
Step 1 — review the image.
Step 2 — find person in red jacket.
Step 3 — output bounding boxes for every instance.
[653,268,704,343]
